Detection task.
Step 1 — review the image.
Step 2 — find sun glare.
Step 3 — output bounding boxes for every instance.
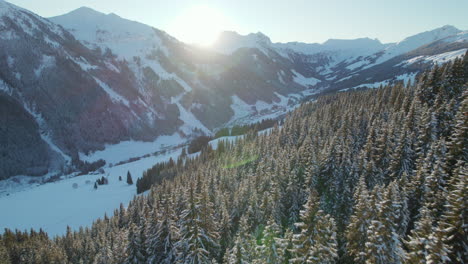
[168,5,231,46]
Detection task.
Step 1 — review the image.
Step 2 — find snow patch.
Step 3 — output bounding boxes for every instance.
[105,61,120,73]
[337,74,357,83]
[0,30,18,40]
[0,80,12,94]
[227,93,300,127]
[229,95,254,122]
[7,56,14,68]
[93,77,130,107]
[175,101,211,135]
[396,72,418,85]
[71,56,98,71]
[424,48,467,64]
[34,55,55,77]
[79,133,184,164]
[16,95,72,163]
[277,71,285,84]
[398,49,467,67]
[442,30,468,43]
[346,59,368,70]
[291,69,321,86]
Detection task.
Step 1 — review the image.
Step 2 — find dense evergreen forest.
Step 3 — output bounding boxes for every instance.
[1,53,467,264]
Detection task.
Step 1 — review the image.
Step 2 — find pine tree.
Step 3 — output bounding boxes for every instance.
[388,130,415,180]
[112,230,128,264]
[276,229,294,264]
[446,90,467,172]
[438,162,467,263]
[425,230,450,264]
[125,223,146,264]
[346,176,372,264]
[364,184,404,264]
[225,216,255,264]
[404,205,451,264]
[307,210,338,264]
[218,204,232,262]
[176,187,219,263]
[256,217,281,264]
[0,240,10,264]
[423,156,448,218]
[93,233,113,264]
[290,191,320,263]
[127,171,133,185]
[396,173,410,236]
[147,197,179,264]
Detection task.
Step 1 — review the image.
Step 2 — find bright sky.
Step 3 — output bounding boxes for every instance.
[6,0,468,45]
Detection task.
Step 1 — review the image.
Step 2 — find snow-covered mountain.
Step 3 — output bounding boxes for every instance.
[50,7,171,60]
[211,25,467,82]
[1,0,467,180]
[211,31,273,54]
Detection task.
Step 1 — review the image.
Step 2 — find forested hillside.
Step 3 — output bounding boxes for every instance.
[1,53,466,264]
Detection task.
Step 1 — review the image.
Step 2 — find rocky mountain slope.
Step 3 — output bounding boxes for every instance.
[1,0,467,179]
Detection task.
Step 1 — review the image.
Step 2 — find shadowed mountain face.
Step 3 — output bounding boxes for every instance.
[1,0,467,179]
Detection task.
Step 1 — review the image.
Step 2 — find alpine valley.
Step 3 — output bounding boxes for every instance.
[1,1,468,263]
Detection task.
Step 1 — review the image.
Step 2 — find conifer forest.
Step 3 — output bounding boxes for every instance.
[1,53,467,264]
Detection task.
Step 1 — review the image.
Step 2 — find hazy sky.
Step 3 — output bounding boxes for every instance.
[6,0,468,45]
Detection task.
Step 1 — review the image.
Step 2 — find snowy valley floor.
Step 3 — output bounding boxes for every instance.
[0,144,183,237]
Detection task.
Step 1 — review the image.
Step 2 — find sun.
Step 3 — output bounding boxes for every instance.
[168,5,231,46]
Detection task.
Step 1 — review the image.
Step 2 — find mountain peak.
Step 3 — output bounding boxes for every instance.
[398,25,461,45]
[212,31,272,54]
[429,25,461,36]
[439,25,459,31]
[59,6,106,18]
[249,32,272,44]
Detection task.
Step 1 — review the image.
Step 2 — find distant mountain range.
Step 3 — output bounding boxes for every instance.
[1,0,467,179]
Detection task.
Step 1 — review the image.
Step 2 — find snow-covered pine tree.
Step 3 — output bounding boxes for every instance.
[446,90,467,172]
[388,129,416,181]
[290,191,320,263]
[307,210,338,264]
[256,216,281,264]
[176,186,219,263]
[364,183,404,264]
[275,229,294,264]
[111,229,128,264]
[218,203,232,262]
[225,216,255,264]
[396,173,410,236]
[125,223,146,264]
[423,153,448,218]
[346,176,372,264]
[438,162,467,263]
[147,196,179,264]
[405,203,451,264]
